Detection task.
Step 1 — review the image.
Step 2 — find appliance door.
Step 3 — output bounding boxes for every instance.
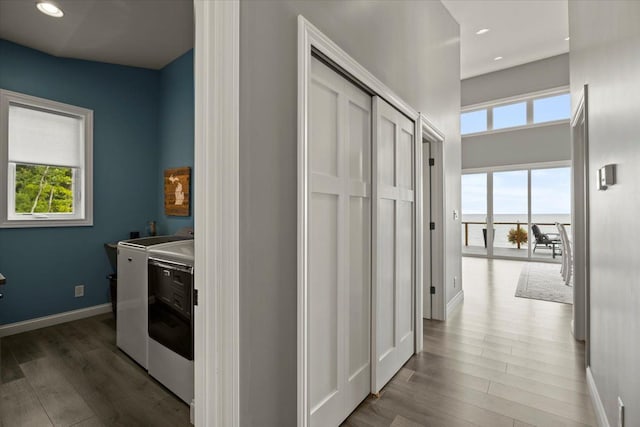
[117,246,149,368]
[148,258,194,360]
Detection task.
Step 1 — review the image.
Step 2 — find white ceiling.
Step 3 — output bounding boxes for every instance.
[0,0,193,70]
[441,0,569,79]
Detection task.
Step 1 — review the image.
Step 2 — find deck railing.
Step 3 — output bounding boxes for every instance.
[462,221,571,248]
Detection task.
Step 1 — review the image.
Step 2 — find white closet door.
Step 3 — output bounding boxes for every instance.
[372,96,415,393]
[308,56,371,427]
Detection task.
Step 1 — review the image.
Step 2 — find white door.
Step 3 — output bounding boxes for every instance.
[308,56,372,427]
[372,96,415,393]
[423,141,432,320]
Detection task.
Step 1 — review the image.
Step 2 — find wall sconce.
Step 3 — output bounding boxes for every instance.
[597,164,616,190]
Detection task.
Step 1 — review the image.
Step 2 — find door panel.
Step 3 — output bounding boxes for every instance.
[310,79,339,177]
[372,96,415,394]
[377,198,396,356]
[309,56,371,427]
[309,193,339,408]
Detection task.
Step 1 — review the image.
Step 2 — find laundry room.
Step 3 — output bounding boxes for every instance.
[0,1,195,424]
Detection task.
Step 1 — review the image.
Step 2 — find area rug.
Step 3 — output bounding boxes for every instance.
[515,262,573,304]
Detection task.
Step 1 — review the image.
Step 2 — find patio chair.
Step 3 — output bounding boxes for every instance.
[532,224,561,257]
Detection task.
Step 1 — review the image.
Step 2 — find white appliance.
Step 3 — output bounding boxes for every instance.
[116,231,192,369]
[147,239,195,403]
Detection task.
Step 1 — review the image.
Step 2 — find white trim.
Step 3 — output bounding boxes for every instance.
[420,116,446,321]
[462,160,571,174]
[461,118,570,138]
[298,15,421,427]
[462,85,570,112]
[414,119,423,352]
[446,290,464,317]
[570,85,589,346]
[0,89,93,228]
[0,303,111,338]
[587,367,611,427]
[193,1,240,427]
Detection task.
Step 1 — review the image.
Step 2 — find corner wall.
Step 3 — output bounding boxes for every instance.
[238,1,461,425]
[157,50,194,234]
[569,2,640,426]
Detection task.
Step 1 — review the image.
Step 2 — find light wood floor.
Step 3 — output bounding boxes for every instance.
[0,313,190,427]
[344,257,596,427]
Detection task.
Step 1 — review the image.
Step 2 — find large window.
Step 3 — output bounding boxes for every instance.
[0,90,93,227]
[461,165,571,261]
[461,89,570,135]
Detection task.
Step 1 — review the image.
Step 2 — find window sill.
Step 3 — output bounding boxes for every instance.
[0,218,93,228]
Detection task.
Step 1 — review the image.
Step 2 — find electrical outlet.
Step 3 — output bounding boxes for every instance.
[453,276,457,288]
[618,396,624,427]
[74,284,84,298]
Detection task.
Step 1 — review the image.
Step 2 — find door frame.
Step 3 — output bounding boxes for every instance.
[297,15,421,427]
[570,85,590,355]
[193,1,240,426]
[421,116,446,321]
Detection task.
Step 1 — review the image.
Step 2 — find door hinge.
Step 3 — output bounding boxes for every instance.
[430,286,436,295]
[430,222,436,230]
[429,158,435,166]
[193,289,199,306]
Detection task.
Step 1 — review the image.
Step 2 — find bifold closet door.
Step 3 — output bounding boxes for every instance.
[308,56,372,427]
[372,96,415,393]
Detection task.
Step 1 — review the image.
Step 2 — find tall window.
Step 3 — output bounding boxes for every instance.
[0,90,93,227]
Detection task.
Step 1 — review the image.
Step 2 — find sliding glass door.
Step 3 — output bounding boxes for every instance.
[461,164,571,262]
[493,170,528,258]
[531,167,571,260]
[461,173,487,256]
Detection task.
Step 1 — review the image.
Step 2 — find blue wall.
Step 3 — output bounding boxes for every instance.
[157,50,194,235]
[0,41,193,325]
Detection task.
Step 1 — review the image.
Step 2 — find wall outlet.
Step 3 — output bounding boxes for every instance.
[74,284,84,298]
[618,396,624,427]
[453,276,457,288]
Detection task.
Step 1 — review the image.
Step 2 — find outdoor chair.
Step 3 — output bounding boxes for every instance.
[532,224,562,258]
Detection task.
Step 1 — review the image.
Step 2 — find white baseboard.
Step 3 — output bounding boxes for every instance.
[0,303,112,338]
[587,367,611,427]
[446,290,464,317]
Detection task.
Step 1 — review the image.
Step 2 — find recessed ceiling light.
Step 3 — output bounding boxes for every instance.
[476,28,490,35]
[36,1,64,18]
[494,56,503,61]
[565,36,570,41]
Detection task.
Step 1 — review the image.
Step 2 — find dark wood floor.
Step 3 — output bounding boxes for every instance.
[344,258,596,427]
[0,313,190,427]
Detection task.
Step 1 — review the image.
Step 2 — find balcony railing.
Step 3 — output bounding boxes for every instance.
[462,221,571,248]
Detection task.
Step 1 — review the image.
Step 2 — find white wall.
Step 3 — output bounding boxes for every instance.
[569,2,640,427]
[461,54,570,170]
[462,124,570,169]
[238,1,460,425]
[462,53,569,107]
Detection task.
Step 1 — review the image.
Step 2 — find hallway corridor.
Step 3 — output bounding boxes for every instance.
[345,258,596,426]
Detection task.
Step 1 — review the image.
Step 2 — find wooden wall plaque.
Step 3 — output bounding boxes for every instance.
[164,167,191,216]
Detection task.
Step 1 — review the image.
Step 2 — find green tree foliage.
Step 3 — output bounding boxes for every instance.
[14,164,73,214]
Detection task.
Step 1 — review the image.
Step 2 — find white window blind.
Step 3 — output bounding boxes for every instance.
[8,104,83,168]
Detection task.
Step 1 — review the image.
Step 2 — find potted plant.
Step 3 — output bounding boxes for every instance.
[507,226,528,249]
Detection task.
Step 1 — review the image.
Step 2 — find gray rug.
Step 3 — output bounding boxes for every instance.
[515,262,573,304]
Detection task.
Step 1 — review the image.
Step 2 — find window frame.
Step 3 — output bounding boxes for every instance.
[0,89,93,228]
[461,86,570,137]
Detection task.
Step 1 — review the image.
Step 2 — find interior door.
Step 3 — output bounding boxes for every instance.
[372,96,415,393]
[308,56,372,427]
[422,141,432,320]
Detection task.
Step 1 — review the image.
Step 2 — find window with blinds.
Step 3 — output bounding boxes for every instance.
[0,89,93,227]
